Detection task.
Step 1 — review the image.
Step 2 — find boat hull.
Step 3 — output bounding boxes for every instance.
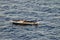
[11,20,39,26]
[12,22,38,25]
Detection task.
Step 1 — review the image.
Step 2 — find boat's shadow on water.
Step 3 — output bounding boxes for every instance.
[9,23,38,31]
[11,23,39,30]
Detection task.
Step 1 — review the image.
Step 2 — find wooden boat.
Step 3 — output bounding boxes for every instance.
[11,20,39,25]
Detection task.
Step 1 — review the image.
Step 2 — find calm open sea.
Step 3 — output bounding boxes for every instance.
[0,0,60,40]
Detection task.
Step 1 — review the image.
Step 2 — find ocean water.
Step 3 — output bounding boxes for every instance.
[0,0,60,40]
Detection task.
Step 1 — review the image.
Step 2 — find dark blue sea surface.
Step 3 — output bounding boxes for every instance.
[0,0,60,40]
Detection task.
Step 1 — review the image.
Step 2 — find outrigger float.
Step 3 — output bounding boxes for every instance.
[11,20,39,25]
